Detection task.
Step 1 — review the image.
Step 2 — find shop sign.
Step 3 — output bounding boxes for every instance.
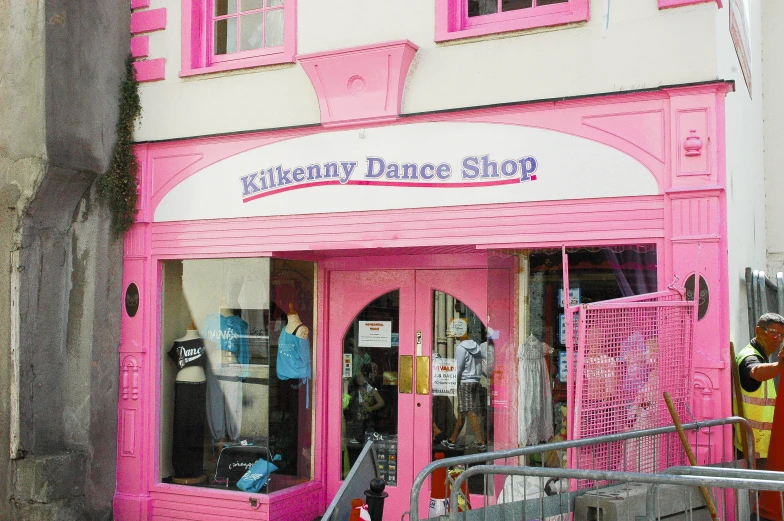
[358,321,392,348]
[239,153,538,203]
[155,122,658,222]
[432,358,457,396]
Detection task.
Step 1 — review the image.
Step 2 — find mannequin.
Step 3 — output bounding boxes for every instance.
[276,303,313,476]
[203,298,249,443]
[276,303,312,383]
[168,320,207,484]
[285,303,309,340]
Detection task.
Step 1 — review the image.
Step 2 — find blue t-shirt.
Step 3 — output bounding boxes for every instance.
[276,325,311,381]
[202,313,250,367]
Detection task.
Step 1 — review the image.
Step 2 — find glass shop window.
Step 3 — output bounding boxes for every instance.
[485,245,657,462]
[160,257,315,493]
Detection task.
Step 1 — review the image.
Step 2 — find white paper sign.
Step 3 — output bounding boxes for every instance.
[447,318,468,338]
[343,353,353,378]
[359,321,392,348]
[432,358,457,396]
[558,288,581,307]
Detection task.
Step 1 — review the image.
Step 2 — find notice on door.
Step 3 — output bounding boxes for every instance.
[432,358,457,396]
[358,321,392,348]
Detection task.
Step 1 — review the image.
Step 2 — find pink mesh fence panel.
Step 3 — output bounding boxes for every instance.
[569,292,695,487]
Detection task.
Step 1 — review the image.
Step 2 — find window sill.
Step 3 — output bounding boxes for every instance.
[435,0,589,43]
[180,51,296,78]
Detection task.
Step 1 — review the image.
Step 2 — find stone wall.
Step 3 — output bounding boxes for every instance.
[0,0,129,519]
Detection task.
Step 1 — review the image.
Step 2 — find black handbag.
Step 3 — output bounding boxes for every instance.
[215,445,272,486]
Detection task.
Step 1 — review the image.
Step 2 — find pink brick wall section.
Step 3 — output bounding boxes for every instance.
[133,58,166,83]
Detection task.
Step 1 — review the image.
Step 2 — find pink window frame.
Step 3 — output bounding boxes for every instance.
[181,0,296,77]
[435,0,589,42]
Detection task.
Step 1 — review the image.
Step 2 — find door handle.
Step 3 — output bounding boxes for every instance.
[416,356,430,395]
[399,355,413,394]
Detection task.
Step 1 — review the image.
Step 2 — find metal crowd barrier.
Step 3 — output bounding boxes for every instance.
[745,267,784,338]
[409,417,759,521]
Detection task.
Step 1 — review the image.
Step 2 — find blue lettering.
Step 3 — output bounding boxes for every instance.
[480,155,499,178]
[366,157,385,178]
[267,167,276,188]
[501,159,517,177]
[306,164,322,180]
[276,165,292,186]
[461,156,480,179]
[518,156,538,182]
[241,172,260,197]
[420,163,435,180]
[292,167,306,183]
[401,163,418,180]
[323,162,339,179]
[340,161,357,184]
[436,163,452,180]
[386,163,400,179]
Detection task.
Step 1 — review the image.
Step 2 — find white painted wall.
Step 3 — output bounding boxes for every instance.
[763,0,784,279]
[136,0,720,141]
[717,0,765,346]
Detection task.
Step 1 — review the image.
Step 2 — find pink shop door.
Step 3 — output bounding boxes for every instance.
[327,269,488,521]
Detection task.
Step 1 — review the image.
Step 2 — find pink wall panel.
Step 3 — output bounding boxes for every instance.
[148,197,665,257]
[131,8,167,35]
[133,58,166,83]
[130,36,149,59]
[131,0,150,9]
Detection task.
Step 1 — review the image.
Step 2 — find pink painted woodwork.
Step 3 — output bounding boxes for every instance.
[130,36,149,59]
[136,84,732,221]
[130,8,166,35]
[180,0,297,77]
[132,58,166,83]
[115,82,735,520]
[659,0,723,9]
[327,268,488,521]
[131,0,150,9]
[298,41,418,127]
[435,0,589,42]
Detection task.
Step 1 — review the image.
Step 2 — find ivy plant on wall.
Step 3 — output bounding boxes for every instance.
[98,54,141,235]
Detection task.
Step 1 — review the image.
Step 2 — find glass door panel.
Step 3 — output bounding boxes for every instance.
[341,290,400,481]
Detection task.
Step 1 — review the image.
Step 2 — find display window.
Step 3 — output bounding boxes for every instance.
[484,245,659,463]
[159,257,315,493]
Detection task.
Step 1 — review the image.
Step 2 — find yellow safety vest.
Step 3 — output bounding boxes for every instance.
[734,343,777,458]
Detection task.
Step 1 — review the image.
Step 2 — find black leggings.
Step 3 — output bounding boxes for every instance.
[173,381,207,478]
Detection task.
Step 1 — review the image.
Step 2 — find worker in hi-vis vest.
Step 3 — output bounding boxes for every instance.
[735,313,784,467]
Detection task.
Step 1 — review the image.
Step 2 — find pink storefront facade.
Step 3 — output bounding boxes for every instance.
[115,72,734,520]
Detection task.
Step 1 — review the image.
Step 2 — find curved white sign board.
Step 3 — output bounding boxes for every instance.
[155,122,658,222]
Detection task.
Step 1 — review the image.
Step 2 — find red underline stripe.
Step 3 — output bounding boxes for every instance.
[242,178,523,203]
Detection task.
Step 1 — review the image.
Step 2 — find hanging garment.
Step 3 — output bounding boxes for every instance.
[518,334,554,447]
[202,313,249,441]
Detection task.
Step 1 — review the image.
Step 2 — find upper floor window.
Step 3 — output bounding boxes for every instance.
[181,0,296,77]
[435,0,589,42]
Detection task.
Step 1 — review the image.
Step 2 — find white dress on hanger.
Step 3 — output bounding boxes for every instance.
[518,334,554,447]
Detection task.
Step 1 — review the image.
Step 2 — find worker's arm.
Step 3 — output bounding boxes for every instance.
[749,348,784,383]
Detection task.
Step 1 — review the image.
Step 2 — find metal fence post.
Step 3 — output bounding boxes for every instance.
[746,268,755,339]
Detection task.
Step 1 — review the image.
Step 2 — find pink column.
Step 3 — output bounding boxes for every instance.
[663,85,732,465]
[114,146,153,520]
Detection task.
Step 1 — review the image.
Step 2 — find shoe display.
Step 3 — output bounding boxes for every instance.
[441,439,456,449]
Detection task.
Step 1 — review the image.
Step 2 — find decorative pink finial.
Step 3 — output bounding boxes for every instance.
[683,129,703,157]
